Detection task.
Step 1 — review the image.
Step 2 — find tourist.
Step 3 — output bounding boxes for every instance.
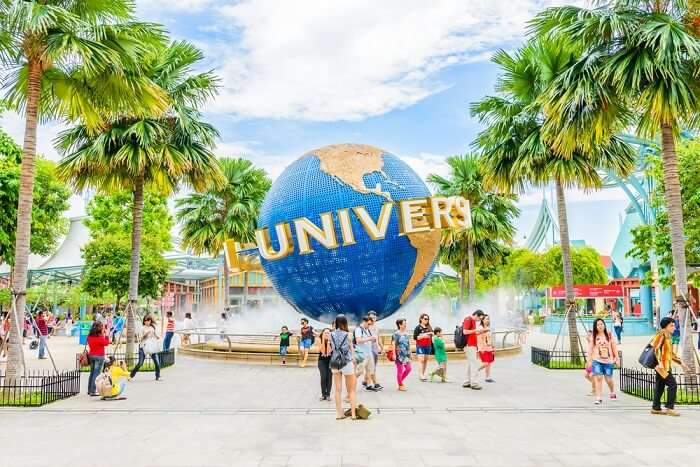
[587,318,619,405]
[392,318,412,391]
[584,330,595,396]
[613,311,623,344]
[413,313,433,381]
[103,356,129,400]
[218,312,228,335]
[111,312,125,344]
[670,310,681,353]
[279,325,292,365]
[330,314,357,420]
[651,317,691,416]
[477,314,495,383]
[367,311,383,390]
[46,311,57,336]
[104,312,113,341]
[318,328,333,400]
[354,316,379,391]
[163,311,176,351]
[35,311,49,360]
[182,312,196,345]
[299,317,315,368]
[87,321,109,396]
[130,314,162,382]
[462,309,485,390]
[429,327,447,382]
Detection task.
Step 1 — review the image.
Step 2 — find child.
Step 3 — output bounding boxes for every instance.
[279,326,292,365]
[429,327,448,382]
[477,314,495,383]
[584,330,595,395]
[102,357,129,400]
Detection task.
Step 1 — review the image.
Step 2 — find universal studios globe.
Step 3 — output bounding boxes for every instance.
[256,144,446,323]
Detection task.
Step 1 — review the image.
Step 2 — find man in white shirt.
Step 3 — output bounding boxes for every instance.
[354,316,379,391]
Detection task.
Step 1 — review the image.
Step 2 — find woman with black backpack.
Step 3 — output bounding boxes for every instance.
[329,314,357,420]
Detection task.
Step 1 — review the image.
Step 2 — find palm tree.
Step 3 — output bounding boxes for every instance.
[57,41,224,359]
[428,154,519,302]
[0,0,166,380]
[471,39,636,355]
[533,0,700,366]
[176,158,271,311]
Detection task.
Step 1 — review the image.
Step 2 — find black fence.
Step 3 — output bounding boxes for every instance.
[0,370,81,407]
[531,347,624,369]
[76,348,175,372]
[619,367,700,405]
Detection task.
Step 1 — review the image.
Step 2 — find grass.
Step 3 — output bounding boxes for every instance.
[0,390,60,407]
[622,387,700,404]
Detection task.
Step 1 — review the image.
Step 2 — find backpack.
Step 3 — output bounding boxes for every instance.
[329,333,349,370]
[454,325,467,350]
[95,371,113,398]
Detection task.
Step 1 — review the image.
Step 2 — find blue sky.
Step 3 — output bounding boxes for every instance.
[0,0,630,253]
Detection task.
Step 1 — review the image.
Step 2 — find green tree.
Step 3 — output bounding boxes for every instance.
[471,39,635,354]
[57,40,224,357]
[176,158,271,310]
[0,0,168,380]
[499,248,550,291]
[541,246,608,288]
[534,0,700,367]
[428,154,519,302]
[628,139,700,287]
[0,129,70,266]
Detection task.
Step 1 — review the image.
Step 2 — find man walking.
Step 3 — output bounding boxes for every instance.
[354,316,379,391]
[367,311,383,390]
[463,309,485,390]
[35,310,49,360]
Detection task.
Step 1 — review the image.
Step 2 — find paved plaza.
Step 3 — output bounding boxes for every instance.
[1,332,699,467]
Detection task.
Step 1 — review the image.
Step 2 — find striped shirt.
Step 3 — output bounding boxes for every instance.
[166,317,175,332]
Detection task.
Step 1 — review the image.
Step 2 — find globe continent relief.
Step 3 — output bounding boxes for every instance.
[257,144,441,323]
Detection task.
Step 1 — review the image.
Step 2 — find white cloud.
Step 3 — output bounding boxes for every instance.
[137,0,213,14]
[0,111,66,161]
[205,0,579,121]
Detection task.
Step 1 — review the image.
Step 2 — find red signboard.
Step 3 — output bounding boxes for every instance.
[549,285,624,299]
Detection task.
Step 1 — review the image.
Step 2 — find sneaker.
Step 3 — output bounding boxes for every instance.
[594,399,602,405]
[651,409,666,415]
[587,391,595,396]
[664,409,680,417]
[373,384,383,391]
[156,378,163,382]
[362,381,367,388]
[419,377,427,382]
[462,382,471,388]
[609,393,617,400]
[366,385,378,392]
[470,384,482,390]
[485,378,495,383]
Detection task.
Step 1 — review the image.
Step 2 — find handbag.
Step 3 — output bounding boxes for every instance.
[386,348,395,362]
[638,344,658,369]
[78,341,89,368]
[143,338,161,355]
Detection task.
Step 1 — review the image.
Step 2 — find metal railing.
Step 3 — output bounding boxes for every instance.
[619,367,700,405]
[531,347,624,369]
[75,348,176,372]
[0,370,81,407]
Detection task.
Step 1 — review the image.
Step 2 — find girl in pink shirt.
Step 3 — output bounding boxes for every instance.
[586,318,619,405]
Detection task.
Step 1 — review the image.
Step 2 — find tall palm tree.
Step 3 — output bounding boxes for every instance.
[0,0,167,379]
[471,39,635,355]
[176,158,271,311]
[428,155,519,302]
[533,0,700,365]
[57,41,225,358]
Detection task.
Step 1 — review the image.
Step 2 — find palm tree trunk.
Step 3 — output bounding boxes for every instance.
[242,272,249,312]
[5,60,43,381]
[223,258,230,312]
[660,125,695,370]
[458,256,466,304]
[467,238,475,299]
[126,174,145,361]
[554,179,580,358]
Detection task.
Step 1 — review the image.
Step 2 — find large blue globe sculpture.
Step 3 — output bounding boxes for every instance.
[257,144,441,323]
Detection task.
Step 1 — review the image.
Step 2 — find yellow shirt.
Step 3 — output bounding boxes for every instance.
[109,365,130,396]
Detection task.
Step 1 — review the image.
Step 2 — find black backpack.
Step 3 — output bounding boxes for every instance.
[454,325,466,350]
[330,333,349,370]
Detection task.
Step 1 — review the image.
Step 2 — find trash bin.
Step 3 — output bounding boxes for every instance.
[79,321,93,345]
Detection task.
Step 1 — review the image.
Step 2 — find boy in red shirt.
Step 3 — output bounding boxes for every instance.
[462,309,485,390]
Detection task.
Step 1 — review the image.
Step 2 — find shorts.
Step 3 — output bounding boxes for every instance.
[332,361,354,376]
[479,351,495,363]
[416,345,432,355]
[279,345,288,356]
[591,361,614,377]
[355,352,376,376]
[671,335,680,345]
[300,338,312,349]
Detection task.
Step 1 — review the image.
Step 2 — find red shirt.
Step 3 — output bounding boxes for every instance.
[36,316,49,336]
[463,316,478,347]
[87,335,110,356]
[166,317,175,332]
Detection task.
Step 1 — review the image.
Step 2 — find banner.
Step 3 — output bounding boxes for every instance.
[549,285,624,299]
